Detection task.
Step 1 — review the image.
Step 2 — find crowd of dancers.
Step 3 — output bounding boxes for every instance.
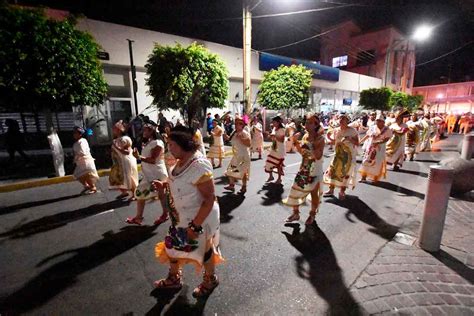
[69,109,472,299]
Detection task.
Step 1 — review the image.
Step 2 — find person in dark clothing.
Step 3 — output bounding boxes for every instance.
[158,112,168,134]
[206,113,214,136]
[4,119,29,163]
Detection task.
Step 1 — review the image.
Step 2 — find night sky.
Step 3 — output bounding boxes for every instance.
[19,0,474,86]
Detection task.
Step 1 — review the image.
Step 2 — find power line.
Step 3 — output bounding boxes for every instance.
[260,24,346,52]
[194,4,357,23]
[416,41,473,67]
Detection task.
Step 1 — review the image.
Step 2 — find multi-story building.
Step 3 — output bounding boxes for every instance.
[412,81,474,114]
[320,20,416,94]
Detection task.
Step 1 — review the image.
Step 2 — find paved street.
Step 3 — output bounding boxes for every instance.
[0,136,472,315]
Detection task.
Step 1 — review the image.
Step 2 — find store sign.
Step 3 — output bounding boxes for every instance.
[97,51,110,60]
[259,52,339,82]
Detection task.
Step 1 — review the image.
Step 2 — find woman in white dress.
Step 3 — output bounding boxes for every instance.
[109,120,139,200]
[323,115,359,200]
[224,116,251,194]
[265,116,286,183]
[250,116,264,159]
[283,114,325,225]
[72,126,99,194]
[152,126,223,298]
[207,120,225,168]
[126,124,169,225]
[359,115,392,183]
[285,118,297,153]
[386,111,409,171]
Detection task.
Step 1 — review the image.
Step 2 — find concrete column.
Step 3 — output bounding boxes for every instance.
[418,165,454,252]
[461,134,474,160]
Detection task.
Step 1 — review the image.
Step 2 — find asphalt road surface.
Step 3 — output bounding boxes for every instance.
[0,146,450,315]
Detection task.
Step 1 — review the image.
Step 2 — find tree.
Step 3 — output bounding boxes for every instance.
[389,91,408,109]
[359,87,393,111]
[0,5,107,114]
[257,64,313,111]
[146,43,229,126]
[407,94,424,111]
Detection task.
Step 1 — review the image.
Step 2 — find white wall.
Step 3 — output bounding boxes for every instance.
[76,18,382,118]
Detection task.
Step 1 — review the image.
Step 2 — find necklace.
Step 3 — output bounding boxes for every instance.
[172,154,198,177]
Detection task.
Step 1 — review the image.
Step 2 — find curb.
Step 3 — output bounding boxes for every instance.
[0,145,272,193]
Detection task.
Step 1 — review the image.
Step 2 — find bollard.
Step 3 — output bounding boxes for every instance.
[460,134,474,160]
[418,165,454,252]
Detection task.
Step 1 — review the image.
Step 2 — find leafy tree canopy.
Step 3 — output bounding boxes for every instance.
[146,43,229,125]
[359,87,393,111]
[257,64,312,111]
[0,5,107,112]
[407,94,424,111]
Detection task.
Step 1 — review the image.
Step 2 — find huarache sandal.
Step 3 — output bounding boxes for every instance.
[338,191,346,200]
[305,210,318,225]
[224,185,235,192]
[285,212,300,223]
[154,214,169,225]
[154,270,183,289]
[126,216,143,225]
[323,190,334,197]
[192,273,219,298]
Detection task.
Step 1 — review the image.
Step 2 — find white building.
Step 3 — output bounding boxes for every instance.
[73,17,382,142]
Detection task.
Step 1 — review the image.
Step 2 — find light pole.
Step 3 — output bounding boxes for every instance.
[242,0,263,115]
[383,25,433,91]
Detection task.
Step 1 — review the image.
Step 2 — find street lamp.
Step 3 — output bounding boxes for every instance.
[383,25,433,90]
[412,25,433,42]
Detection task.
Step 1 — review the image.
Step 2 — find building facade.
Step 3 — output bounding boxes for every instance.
[320,20,415,94]
[72,17,382,142]
[412,81,474,114]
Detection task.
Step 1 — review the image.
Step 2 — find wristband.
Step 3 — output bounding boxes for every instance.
[188,221,203,234]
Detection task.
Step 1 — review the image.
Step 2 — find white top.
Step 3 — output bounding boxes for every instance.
[141,139,168,182]
[212,126,224,147]
[169,157,214,229]
[272,127,286,157]
[73,138,93,163]
[231,131,251,157]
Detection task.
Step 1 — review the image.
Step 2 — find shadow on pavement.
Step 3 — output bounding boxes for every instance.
[0,199,130,239]
[364,181,425,200]
[0,194,82,216]
[217,192,245,224]
[391,169,428,178]
[0,225,158,314]
[326,196,399,240]
[258,182,284,206]
[412,159,440,163]
[431,250,474,284]
[147,285,208,316]
[282,223,362,315]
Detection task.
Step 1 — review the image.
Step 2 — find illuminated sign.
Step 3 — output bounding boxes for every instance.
[332,55,348,68]
[259,52,340,82]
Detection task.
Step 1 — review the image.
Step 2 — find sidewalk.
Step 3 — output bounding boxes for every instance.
[349,136,474,315]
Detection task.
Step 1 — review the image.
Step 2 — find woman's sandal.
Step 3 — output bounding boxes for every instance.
[126,216,143,225]
[224,185,235,192]
[154,270,183,290]
[305,210,318,225]
[154,214,169,226]
[338,191,346,200]
[285,212,300,223]
[323,190,334,197]
[192,274,219,298]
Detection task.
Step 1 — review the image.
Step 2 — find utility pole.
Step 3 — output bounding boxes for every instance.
[242,1,252,115]
[127,39,139,116]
